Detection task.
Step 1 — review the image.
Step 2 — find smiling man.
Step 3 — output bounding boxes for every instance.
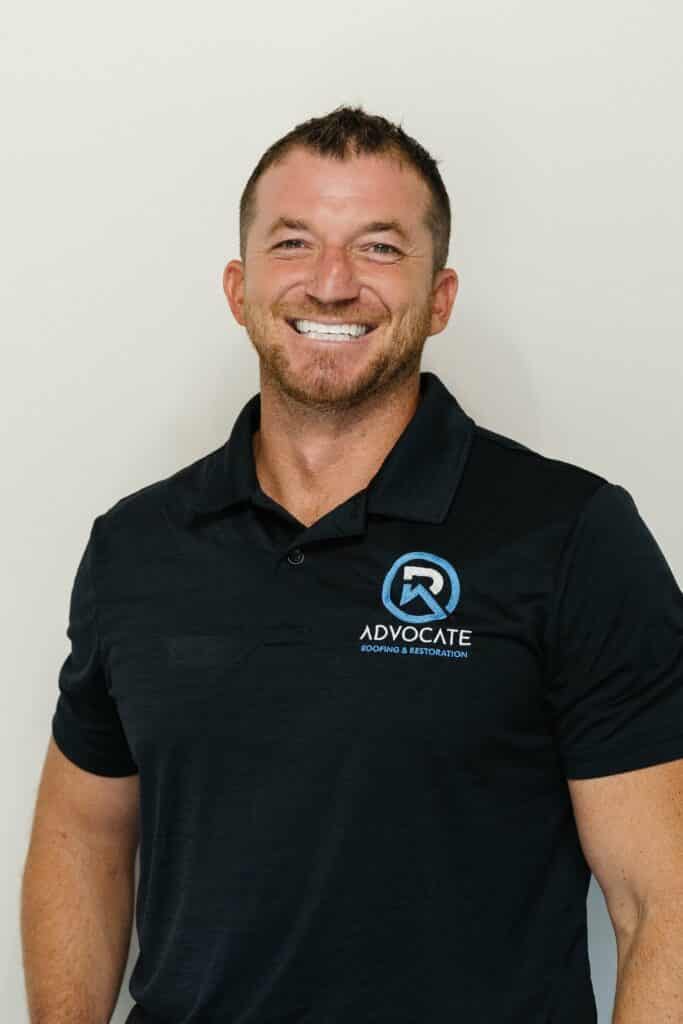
[22,106,683,1024]
[223,140,456,527]
[233,148,441,405]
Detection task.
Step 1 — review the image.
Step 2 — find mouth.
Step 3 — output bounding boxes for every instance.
[285,318,379,343]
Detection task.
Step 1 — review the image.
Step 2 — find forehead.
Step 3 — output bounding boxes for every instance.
[252,146,431,235]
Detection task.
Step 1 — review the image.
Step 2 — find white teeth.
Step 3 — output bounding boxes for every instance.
[293,319,371,338]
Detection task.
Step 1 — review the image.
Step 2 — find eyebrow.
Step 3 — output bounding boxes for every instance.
[265,216,411,243]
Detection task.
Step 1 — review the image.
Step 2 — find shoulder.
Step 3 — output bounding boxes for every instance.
[91,444,223,553]
[463,421,611,529]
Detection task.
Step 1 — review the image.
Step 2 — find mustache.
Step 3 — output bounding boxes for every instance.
[274,305,382,322]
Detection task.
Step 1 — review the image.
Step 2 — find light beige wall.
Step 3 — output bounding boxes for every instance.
[2,1,681,1019]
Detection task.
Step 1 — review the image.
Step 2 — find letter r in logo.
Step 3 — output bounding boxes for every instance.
[382,551,461,624]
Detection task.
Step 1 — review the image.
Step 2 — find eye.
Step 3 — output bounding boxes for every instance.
[272,239,402,256]
[366,242,401,255]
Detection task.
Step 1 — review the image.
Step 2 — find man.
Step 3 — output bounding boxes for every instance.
[21,106,683,1023]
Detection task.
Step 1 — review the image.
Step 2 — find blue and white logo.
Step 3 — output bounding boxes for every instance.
[381,551,461,624]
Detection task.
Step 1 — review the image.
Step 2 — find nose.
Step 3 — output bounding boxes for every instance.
[305,244,361,306]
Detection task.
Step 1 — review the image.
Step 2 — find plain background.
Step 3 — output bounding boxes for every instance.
[2,0,681,1019]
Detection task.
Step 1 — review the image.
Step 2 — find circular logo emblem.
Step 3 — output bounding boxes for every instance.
[381,551,460,624]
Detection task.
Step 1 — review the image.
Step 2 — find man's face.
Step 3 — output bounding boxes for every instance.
[224,146,458,410]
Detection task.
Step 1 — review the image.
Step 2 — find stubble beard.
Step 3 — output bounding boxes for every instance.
[242,296,434,412]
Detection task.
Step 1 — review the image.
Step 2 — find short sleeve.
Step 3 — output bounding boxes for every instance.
[51,519,138,777]
[544,481,683,779]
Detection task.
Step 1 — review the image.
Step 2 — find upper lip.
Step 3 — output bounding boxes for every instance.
[287,317,376,326]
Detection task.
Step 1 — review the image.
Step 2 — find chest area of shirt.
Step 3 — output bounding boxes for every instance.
[101,535,557,778]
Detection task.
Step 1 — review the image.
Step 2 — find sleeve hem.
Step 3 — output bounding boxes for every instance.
[52,715,139,778]
[564,731,683,779]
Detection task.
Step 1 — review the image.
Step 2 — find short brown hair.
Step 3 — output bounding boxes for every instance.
[239,105,451,279]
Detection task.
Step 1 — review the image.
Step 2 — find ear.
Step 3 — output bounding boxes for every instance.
[429,268,459,337]
[223,259,246,326]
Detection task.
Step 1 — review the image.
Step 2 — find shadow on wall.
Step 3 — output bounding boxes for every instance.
[587,876,618,1022]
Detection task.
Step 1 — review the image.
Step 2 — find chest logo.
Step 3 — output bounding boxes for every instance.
[381,551,461,624]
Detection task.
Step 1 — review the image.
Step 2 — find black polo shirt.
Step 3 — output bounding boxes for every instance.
[52,370,683,1024]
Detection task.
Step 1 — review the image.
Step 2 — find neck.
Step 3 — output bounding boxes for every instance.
[253,372,422,528]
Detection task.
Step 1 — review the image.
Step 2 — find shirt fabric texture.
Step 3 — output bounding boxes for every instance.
[51,371,683,1024]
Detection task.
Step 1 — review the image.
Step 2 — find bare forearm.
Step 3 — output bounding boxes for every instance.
[20,829,136,1024]
[612,901,683,1022]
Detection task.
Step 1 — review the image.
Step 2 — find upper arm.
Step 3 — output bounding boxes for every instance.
[568,757,683,938]
[544,481,683,934]
[29,736,140,858]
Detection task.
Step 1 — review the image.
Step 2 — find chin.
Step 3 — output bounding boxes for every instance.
[272,354,419,412]
[278,369,368,409]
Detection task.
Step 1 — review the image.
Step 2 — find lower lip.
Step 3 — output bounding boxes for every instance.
[285,321,376,343]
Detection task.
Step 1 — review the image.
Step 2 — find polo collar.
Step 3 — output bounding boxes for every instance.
[181,371,475,528]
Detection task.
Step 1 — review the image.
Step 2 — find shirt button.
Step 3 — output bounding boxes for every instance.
[287,548,305,566]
